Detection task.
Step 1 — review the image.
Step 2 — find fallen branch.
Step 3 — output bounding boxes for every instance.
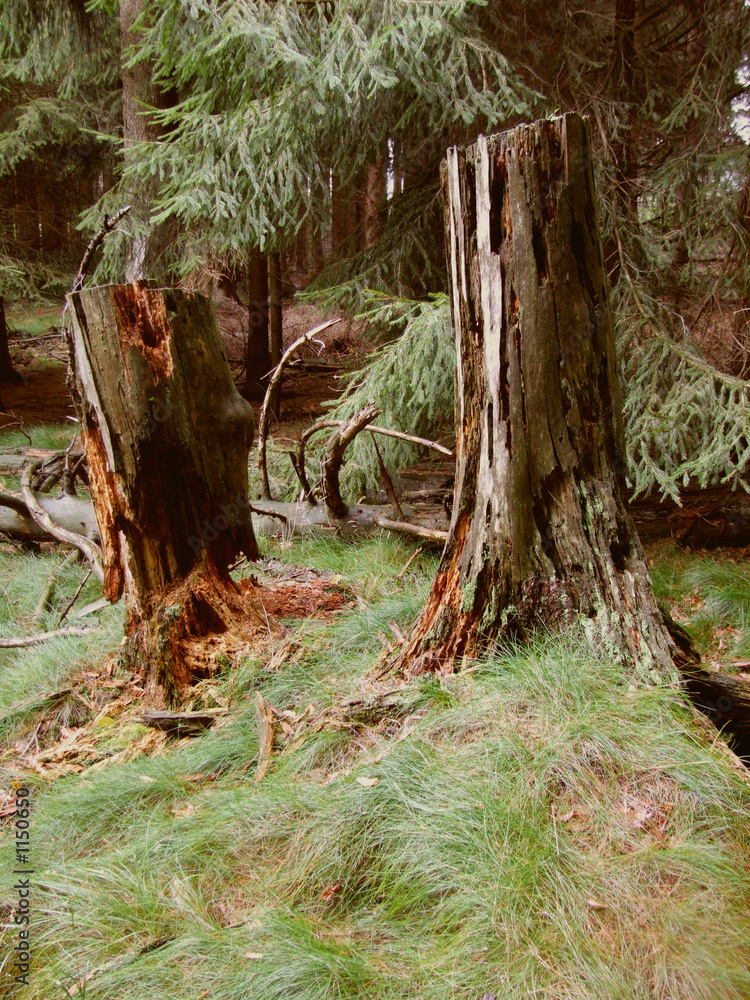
[20,462,104,585]
[57,566,93,625]
[257,319,342,500]
[72,206,132,295]
[0,626,100,648]
[0,491,100,542]
[295,419,453,506]
[254,691,275,783]
[371,434,404,520]
[396,546,424,579]
[322,404,380,518]
[33,550,79,625]
[374,516,448,545]
[140,710,222,737]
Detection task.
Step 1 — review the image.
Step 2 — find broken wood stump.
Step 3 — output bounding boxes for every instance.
[67,281,274,703]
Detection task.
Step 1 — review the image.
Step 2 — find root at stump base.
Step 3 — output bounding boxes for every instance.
[124,565,277,706]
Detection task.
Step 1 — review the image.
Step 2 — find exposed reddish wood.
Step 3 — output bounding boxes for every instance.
[393,114,678,680]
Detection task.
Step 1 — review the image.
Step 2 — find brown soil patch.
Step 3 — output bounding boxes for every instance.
[246,578,352,619]
[0,364,74,430]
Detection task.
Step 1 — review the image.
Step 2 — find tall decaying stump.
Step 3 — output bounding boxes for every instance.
[67,281,268,703]
[395,114,677,680]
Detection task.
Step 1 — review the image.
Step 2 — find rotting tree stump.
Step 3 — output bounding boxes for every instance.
[394,114,677,680]
[67,281,270,703]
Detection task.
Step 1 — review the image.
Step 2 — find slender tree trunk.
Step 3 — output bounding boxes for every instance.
[332,176,349,252]
[268,251,283,420]
[394,114,677,681]
[365,158,386,246]
[67,281,269,703]
[0,297,23,385]
[119,0,171,283]
[268,252,283,369]
[243,249,272,399]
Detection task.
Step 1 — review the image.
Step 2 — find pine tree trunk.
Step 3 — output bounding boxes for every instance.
[119,0,172,283]
[67,281,268,703]
[394,114,677,681]
[244,249,272,399]
[0,296,23,385]
[268,251,283,420]
[365,159,385,246]
[268,252,283,368]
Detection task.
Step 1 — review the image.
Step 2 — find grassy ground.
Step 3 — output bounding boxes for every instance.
[2,427,750,998]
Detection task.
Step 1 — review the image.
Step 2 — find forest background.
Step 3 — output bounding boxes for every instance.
[3,4,750,999]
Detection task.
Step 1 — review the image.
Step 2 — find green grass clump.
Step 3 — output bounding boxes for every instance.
[1,537,749,1000]
[650,544,750,663]
[0,421,78,453]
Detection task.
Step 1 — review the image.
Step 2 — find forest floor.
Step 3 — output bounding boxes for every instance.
[1,302,750,998]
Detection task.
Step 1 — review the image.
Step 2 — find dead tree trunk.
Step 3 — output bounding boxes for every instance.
[0,296,23,385]
[394,114,677,680]
[67,281,268,703]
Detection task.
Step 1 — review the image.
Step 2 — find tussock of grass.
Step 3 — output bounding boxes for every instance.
[0,421,78,453]
[650,544,750,663]
[0,536,748,999]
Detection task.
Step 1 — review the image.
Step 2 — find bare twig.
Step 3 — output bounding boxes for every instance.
[0,626,100,648]
[257,318,342,499]
[33,550,79,626]
[366,425,453,456]
[57,566,93,625]
[72,206,132,295]
[371,433,405,520]
[322,405,380,518]
[20,461,104,585]
[396,546,424,579]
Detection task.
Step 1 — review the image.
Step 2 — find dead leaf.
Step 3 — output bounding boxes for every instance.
[356,776,379,787]
[321,883,341,902]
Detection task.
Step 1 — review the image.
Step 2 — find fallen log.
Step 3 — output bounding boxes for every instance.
[0,493,100,542]
[140,709,222,737]
[21,462,104,585]
[629,484,750,548]
[681,664,750,760]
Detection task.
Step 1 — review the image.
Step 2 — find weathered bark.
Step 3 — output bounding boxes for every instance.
[394,114,677,680]
[244,249,272,399]
[0,296,23,385]
[67,281,268,702]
